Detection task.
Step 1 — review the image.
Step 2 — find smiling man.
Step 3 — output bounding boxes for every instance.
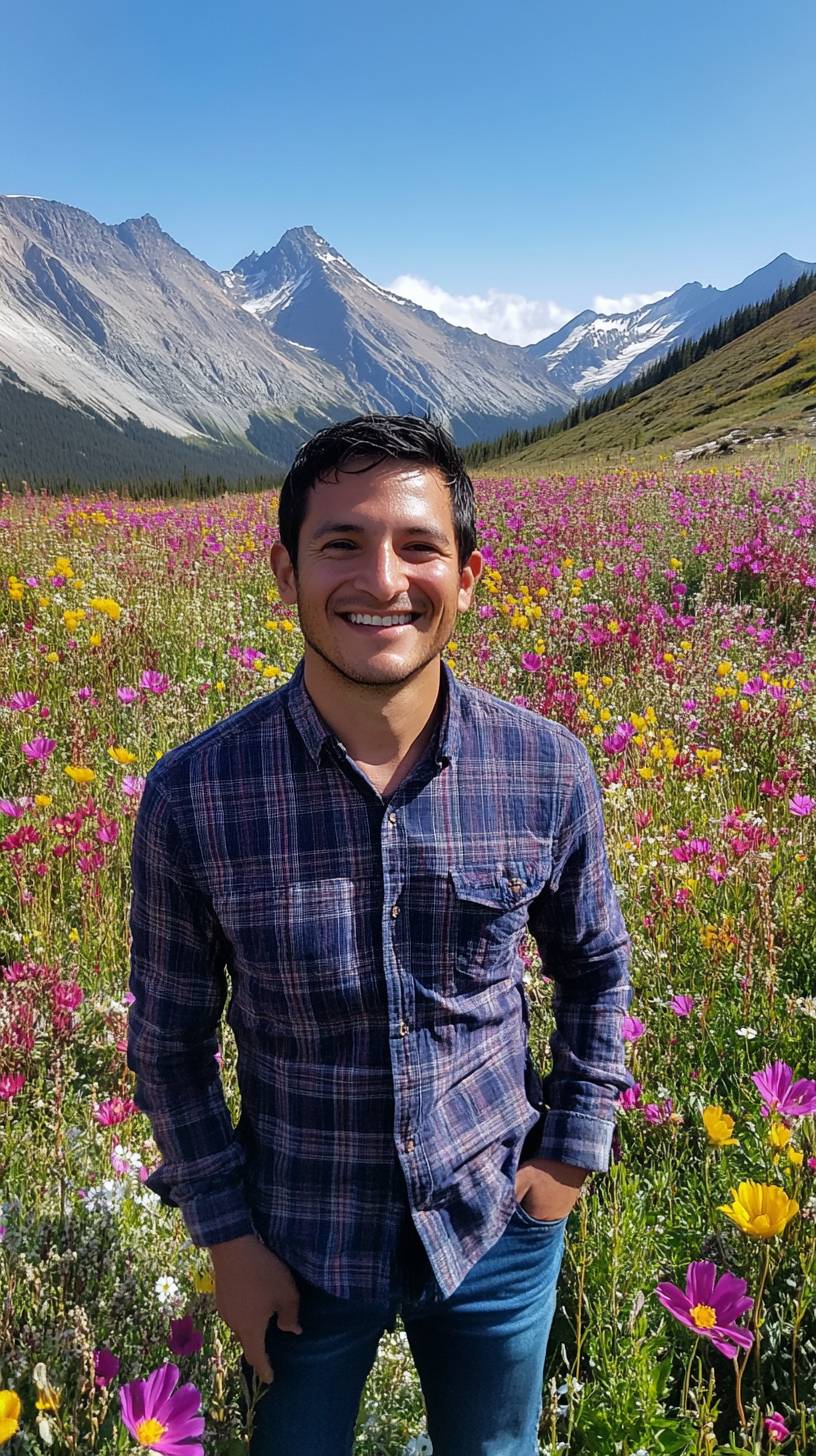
[127,413,633,1455]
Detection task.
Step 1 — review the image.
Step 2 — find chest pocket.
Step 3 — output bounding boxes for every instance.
[214,876,379,1034]
[448,849,551,983]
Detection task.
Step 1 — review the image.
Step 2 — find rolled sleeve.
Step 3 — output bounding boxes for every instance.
[127,772,255,1247]
[528,743,633,1172]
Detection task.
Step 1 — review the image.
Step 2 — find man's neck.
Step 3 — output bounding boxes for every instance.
[302,651,444,781]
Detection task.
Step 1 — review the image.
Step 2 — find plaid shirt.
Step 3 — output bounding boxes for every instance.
[128,659,632,1302]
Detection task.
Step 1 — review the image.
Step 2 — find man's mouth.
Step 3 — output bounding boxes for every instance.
[338,611,422,631]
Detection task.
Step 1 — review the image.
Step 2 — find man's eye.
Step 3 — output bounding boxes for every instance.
[324,540,356,549]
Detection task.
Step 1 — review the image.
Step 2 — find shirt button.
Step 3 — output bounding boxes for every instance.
[390,903,400,918]
[388,812,398,824]
[399,1021,409,1037]
[405,1136,416,1153]
[508,877,523,895]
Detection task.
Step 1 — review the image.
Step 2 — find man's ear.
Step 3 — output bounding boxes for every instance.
[270,542,298,605]
[457,549,483,613]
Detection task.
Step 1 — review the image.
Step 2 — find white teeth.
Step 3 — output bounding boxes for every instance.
[347,613,415,626]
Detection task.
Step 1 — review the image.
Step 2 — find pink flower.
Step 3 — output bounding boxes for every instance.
[643,1098,673,1125]
[119,1363,204,1454]
[0,1074,26,1101]
[670,995,695,1018]
[789,794,815,816]
[752,1061,816,1119]
[621,1016,645,1043]
[94,1346,120,1388]
[655,1260,753,1358]
[618,1083,642,1111]
[140,670,171,695]
[93,1096,138,1126]
[168,1315,204,1358]
[20,735,57,763]
[764,1411,791,1443]
[520,652,542,672]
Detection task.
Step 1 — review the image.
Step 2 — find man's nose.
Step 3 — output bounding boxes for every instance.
[354,544,408,598]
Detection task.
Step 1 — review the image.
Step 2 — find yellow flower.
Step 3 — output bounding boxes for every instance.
[34,794,52,807]
[702,1105,739,1148]
[64,766,96,784]
[192,1268,215,1294]
[0,1390,21,1442]
[768,1121,792,1150]
[607,619,620,634]
[573,671,589,688]
[108,746,137,766]
[716,661,733,677]
[637,766,654,780]
[89,596,122,622]
[35,1388,60,1412]
[719,1181,799,1238]
[68,929,80,943]
[788,1147,804,1167]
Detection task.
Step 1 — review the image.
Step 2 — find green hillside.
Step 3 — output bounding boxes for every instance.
[482,290,816,472]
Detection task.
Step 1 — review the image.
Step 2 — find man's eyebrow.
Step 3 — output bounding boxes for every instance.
[311,522,452,545]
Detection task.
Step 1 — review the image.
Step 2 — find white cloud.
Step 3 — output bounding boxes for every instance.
[385,274,675,344]
[385,274,574,346]
[593,289,672,315]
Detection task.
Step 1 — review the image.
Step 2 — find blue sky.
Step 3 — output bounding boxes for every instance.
[3,0,814,344]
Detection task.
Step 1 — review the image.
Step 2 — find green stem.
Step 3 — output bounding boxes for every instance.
[733,1354,747,1430]
[682,1337,699,1416]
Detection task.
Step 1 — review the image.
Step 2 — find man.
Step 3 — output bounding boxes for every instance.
[128,413,633,1455]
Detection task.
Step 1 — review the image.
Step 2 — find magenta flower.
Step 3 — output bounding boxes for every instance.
[0,1074,26,1101]
[168,1316,204,1358]
[752,1061,816,1119]
[94,1346,120,1388]
[520,652,542,672]
[20,734,57,763]
[765,1411,791,1443]
[643,1097,673,1125]
[93,1095,138,1126]
[140,670,170,696]
[621,1015,645,1043]
[119,1363,204,1454]
[655,1260,753,1358]
[789,794,815,816]
[670,994,695,1018]
[618,1083,641,1111]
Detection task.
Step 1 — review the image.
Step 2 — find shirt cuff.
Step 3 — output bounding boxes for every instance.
[146,1168,256,1247]
[532,1107,615,1174]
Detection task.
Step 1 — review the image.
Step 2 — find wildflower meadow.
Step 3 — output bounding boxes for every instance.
[1,448,815,1454]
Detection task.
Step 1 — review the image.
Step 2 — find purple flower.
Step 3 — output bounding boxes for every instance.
[622,1015,645,1043]
[168,1316,204,1358]
[119,1363,204,1454]
[93,1346,120,1388]
[520,652,542,672]
[789,794,815,817]
[752,1061,816,1119]
[765,1411,791,1443]
[655,1260,753,1358]
[670,995,695,1018]
[618,1083,641,1111]
[140,669,170,696]
[643,1097,673,1125]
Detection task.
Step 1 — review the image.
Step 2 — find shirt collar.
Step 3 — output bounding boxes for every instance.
[282,657,463,770]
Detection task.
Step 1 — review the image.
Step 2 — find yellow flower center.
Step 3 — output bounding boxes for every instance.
[135,1418,167,1445]
[690,1303,717,1330]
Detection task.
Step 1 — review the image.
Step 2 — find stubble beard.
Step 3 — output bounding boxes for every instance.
[297,605,450,691]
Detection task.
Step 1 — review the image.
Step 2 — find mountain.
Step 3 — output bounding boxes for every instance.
[0,201,575,482]
[530,254,816,398]
[225,226,575,442]
[0,196,359,472]
[485,287,816,471]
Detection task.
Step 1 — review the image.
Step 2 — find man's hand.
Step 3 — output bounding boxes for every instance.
[208,1234,302,1384]
[515,1157,589,1221]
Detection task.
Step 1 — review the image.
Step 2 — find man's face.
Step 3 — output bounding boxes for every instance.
[270,458,482,688]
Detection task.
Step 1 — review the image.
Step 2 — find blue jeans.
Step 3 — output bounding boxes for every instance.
[240,1204,567,1455]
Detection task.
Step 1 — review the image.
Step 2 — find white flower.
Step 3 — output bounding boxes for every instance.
[37,1414,54,1446]
[32,1362,49,1390]
[735,1026,758,1039]
[154,1274,181,1307]
[81,1179,126,1215]
[403,1437,433,1456]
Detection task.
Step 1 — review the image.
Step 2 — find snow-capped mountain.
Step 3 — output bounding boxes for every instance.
[529,255,816,397]
[0,196,359,454]
[225,226,575,441]
[0,200,574,470]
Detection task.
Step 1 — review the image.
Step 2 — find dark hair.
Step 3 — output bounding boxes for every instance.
[277,413,477,569]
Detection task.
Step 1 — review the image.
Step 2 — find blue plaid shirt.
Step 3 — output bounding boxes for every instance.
[128,659,632,1302]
